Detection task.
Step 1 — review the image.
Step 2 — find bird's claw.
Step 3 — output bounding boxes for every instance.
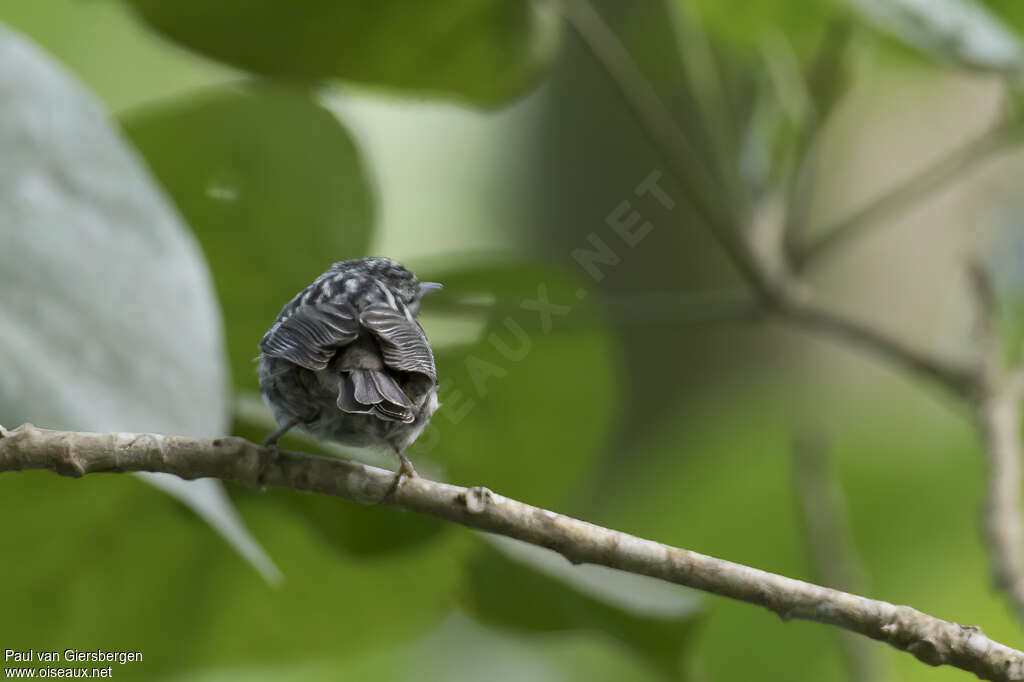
[382,454,417,502]
[398,454,417,479]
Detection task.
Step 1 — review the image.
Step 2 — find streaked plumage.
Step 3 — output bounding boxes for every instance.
[257,257,440,473]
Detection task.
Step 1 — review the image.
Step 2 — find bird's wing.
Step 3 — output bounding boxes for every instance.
[359,303,437,382]
[259,301,359,371]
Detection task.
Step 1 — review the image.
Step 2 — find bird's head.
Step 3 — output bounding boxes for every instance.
[331,257,442,313]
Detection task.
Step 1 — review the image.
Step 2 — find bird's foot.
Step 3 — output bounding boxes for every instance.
[398,453,418,479]
[262,417,298,452]
[382,453,417,501]
[258,417,301,485]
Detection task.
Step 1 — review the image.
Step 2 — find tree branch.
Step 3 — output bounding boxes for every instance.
[2,423,1024,680]
[565,2,978,397]
[977,371,1024,622]
[970,265,1024,622]
[767,289,979,395]
[568,0,1024,625]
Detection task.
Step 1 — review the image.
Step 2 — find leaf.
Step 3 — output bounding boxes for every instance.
[679,0,840,58]
[123,0,562,107]
[135,472,281,584]
[187,486,469,674]
[411,259,617,509]
[0,23,275,582]
[122,84,375,394]
[0,0,234,112]
[852,0,1024,76]
[982,1,1024,37]
[0,470,468,680]
[464,536,703,678]
[157,612,671,682]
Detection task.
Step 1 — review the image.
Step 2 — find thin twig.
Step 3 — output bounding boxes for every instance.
[665,0,741,205]
[791,118,1024,272]
[792,428,885,682]
[970,265,1024,622]
[1,423,1023,681]
[782,16,855,254]
[977,380,1024,620]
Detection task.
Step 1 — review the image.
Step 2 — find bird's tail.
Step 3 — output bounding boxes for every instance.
[338,369,415,423]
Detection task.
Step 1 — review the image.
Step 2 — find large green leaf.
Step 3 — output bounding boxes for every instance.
[161,612,669,682]
[463,538,702,678]
[123,0,561,107]
[411,260,617,509]
[0,470,468,680]
[0,23,275,582]
[0,0,233,112]
[123,85,374,393]
[983,0,1024,35]
[678,0,839,58]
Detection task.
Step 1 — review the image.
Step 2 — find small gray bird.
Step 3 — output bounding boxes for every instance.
[257,257,441,477]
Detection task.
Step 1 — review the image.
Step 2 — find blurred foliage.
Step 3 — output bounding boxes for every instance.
[123,85,374,394]
[854,0,1024,76]
[681,0,840,58]
[165,612,670,682]
[581,375,1022,681]
[464,543,701,678]
[0,0,231,112]
[0,471,466,680]
[417,261,617,508]
[985,0,1024,33]
[3,0,1024,680]
[124,0,562,107]
[0,21,278,583]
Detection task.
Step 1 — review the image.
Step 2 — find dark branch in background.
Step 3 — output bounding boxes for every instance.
[782,16,856,251]
[2,423,1023,681]
[790,117,1024,272]
[765,290,977,395]
[561,0,770,296]
[792,428,885,682]
[566,0,1024,628]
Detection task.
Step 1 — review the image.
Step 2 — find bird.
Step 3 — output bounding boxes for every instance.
[257,257,442,480]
